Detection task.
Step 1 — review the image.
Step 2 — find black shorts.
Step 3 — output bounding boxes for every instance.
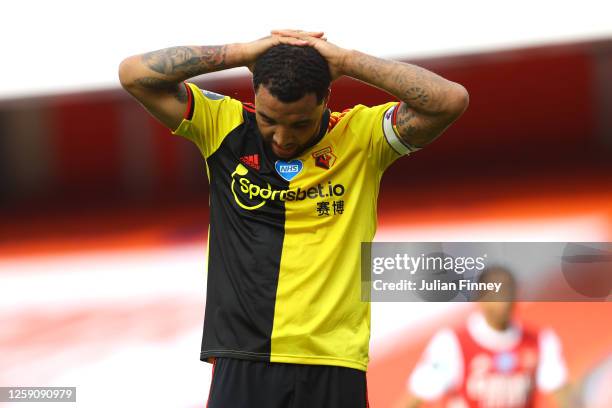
[206,357,369,408]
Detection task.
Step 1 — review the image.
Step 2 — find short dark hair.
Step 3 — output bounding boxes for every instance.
[252,44,331,104]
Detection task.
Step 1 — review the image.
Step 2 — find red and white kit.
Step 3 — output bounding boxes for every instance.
[408,313,567,408]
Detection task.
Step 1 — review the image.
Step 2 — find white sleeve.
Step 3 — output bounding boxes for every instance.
[408,329,462,400]
[536,328,568,392]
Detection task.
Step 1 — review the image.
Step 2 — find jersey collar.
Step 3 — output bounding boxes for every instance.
[468,312,522,351]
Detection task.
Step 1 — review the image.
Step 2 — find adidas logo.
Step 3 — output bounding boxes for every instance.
[240,154,260,171]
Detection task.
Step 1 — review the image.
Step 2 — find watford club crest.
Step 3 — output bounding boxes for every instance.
[312,147,336,170]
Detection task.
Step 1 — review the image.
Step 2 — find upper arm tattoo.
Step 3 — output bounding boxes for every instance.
[395,102,429,148]
[396,103,419,138]
[395,101,452,148]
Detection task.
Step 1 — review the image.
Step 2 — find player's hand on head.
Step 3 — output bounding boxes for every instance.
[270,29,327,41]
[242,30,345,79]
[301,36,348,81]
[242,33,316,72]
[271,30,346,80]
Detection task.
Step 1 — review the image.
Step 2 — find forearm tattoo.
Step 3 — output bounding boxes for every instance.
[348,52,462,146]
[404,86,430,108]
[141,45,227,78]
[133,45,227,101]
[393,66,437,111]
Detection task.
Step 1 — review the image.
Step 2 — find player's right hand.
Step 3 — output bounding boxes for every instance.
[241,31,326,72]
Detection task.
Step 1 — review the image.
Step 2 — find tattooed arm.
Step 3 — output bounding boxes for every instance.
[272,30,469,148]
[342,50,469,148]
[118,33,322,130]
[118,45,236,130]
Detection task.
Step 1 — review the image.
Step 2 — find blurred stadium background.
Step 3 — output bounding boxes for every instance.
[1,1,611,407]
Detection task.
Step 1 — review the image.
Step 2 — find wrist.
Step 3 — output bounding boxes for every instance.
[225,43,249,68]
[338,49,357,78]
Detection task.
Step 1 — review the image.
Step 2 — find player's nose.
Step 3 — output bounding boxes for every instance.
[273,130,296,148]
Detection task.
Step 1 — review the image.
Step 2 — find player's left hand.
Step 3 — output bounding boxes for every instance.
[270,29,349,80]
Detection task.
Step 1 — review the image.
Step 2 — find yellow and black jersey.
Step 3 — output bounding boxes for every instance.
[172,82,419,371]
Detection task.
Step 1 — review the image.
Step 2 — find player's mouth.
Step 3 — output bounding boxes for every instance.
[272,143,298,158]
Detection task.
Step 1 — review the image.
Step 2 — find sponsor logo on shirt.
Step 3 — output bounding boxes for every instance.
[466,352,534,406]
[230,163,345,211]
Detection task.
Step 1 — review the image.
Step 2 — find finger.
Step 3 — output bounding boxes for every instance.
[301,31,325,38]
[275,36,309,46]
[272,29,322,34]
[270,30,300,40]
[271,30,306,38]
[272,29,324,38]
[296,35,323,44]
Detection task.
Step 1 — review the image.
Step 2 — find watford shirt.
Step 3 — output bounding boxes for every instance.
[172,82,418,371]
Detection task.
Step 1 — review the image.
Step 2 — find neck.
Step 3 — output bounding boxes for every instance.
[305,108,329,149]
[485,315,510,331]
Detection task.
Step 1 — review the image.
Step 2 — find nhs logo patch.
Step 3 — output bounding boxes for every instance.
[275,160,303,181]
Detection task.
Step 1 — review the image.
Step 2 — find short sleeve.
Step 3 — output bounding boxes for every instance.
[171,82,244,158]
[536,328,568,392]
[348,102,422,172]
[408,328,462,400]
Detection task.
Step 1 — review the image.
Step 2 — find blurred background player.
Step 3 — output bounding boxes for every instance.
[395,266,571,408]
